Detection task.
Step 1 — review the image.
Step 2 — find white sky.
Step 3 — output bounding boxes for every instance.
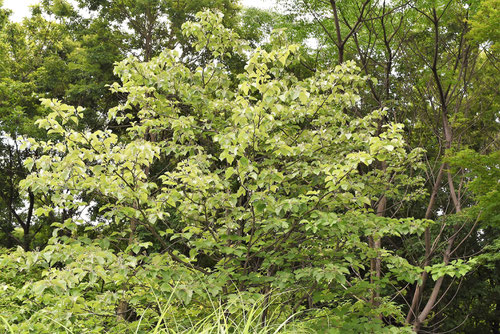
[3,0,38,22]
[3,0,275,22]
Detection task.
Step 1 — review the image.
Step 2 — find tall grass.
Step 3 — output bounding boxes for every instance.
[0,315,14,334]
[0,287,314,333]
[145,288,314,334]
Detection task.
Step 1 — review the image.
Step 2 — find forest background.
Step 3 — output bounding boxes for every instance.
[0,0,498,333]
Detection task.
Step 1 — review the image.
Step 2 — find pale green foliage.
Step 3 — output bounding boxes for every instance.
[468,0,500,51]
[0,10,431,332]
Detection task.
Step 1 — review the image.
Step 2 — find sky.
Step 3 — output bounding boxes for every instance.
[3,0,275,22]
[3,0,38,22]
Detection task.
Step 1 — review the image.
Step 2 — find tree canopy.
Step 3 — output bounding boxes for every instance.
[0,1,498,333]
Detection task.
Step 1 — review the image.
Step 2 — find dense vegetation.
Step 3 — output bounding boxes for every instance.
[0,0,498,333]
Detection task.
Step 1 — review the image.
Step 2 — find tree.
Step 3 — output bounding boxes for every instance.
[274,0,499,331]
[0,1,125,250]
[0,11,439,332]
[0,8,75,250]
[1,1,497,332]
[51,0,240,61]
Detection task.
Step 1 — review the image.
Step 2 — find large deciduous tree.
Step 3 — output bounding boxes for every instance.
[0,11,439,332]
[275,0,499,331]
[0,1,123,250]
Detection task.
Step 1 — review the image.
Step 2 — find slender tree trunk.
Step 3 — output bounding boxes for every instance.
[369,162,387,314]
[406,163,445,323]
[329,0,344,64]
[117,200,139,322]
